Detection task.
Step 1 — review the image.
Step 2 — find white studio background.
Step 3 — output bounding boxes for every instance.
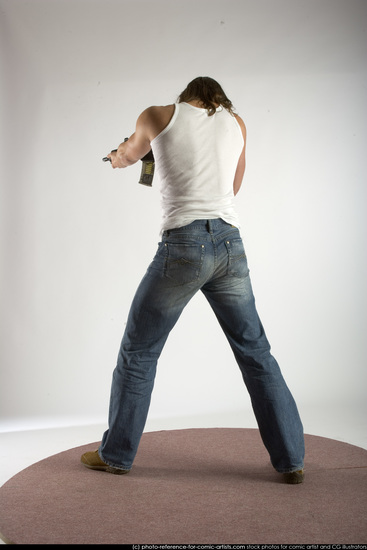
[0,0,366,433]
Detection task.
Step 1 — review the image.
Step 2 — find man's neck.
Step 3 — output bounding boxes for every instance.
[187,99,219,109]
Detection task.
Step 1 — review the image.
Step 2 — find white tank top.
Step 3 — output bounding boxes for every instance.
[151,102,244,233]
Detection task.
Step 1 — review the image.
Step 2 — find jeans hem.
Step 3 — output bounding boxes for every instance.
[98,448,132,471]
[275,464,304,474]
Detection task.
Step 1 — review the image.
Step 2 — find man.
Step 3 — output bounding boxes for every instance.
[81,77,305,484]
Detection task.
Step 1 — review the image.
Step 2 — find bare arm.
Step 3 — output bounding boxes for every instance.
[107,105,174,169]
[233,114,247,195]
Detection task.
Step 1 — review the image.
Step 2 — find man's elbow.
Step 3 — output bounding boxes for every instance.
[233,163,245,195]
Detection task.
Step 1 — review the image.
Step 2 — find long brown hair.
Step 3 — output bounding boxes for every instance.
[177,77,234,116]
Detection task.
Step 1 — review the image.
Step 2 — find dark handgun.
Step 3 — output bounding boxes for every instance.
[102,138,155,187]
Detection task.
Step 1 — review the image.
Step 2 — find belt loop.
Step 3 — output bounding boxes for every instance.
[206,219,212,233]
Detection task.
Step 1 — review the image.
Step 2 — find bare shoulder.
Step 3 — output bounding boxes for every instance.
[138,105,175,140]
[146,104,175,115]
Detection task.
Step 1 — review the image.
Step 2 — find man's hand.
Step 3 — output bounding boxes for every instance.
[106,142,129,169]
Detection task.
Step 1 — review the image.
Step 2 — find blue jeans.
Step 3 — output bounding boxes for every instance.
[99,219,305,473]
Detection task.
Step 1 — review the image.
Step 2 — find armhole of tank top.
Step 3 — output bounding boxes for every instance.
[233,114,245,146]
[151,104,179,145]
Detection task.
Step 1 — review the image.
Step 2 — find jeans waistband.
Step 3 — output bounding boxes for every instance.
[163,218,236,236]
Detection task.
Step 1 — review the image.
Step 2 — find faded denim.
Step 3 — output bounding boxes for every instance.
[99,219,305,473]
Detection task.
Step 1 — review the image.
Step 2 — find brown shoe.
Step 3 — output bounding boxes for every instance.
[81,450,130,475]
[283,469,304,484]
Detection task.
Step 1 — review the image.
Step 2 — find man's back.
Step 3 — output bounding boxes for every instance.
[151,102,244,231]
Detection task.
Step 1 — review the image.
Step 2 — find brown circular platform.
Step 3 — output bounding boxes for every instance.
[0,428,366,544]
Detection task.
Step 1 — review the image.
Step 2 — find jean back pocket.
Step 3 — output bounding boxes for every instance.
[164,242,205,285]
[225,238,248,278]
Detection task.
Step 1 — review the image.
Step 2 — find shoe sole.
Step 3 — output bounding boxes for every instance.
[83,463,130,475]
[81,461,130,475]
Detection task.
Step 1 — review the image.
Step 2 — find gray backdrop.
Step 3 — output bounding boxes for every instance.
[1,0,366,431]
